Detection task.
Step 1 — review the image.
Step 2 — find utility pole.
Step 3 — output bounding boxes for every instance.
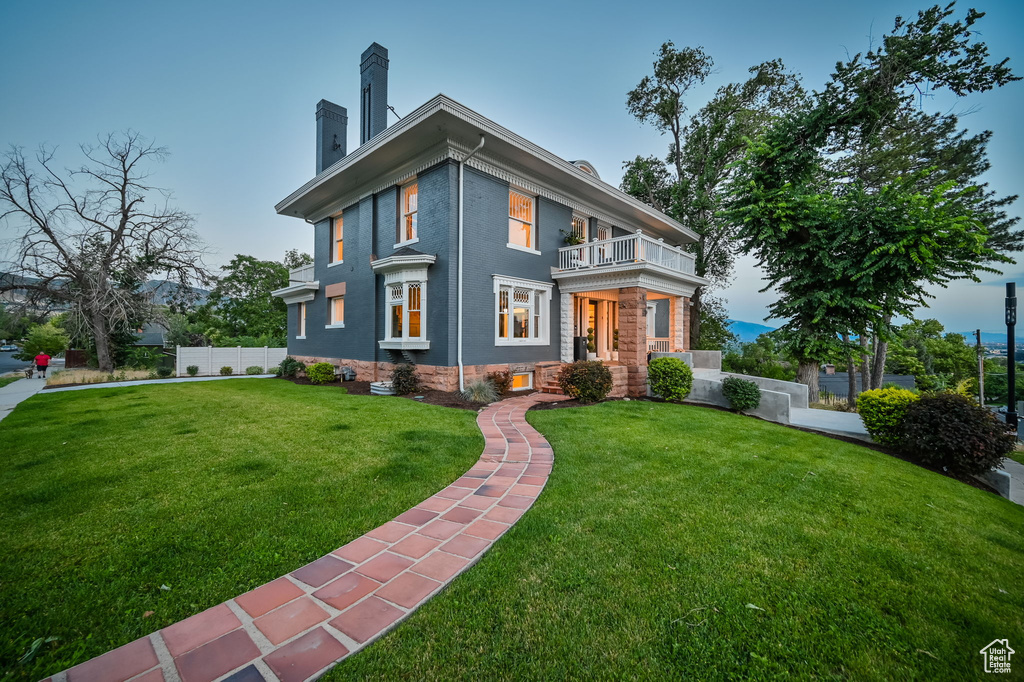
[1006,283,1017,430]
[976,329,984,406]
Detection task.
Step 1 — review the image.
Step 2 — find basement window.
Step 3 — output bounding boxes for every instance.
[511,373,532,391]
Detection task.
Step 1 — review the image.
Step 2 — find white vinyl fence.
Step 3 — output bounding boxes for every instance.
[176,347,287,377]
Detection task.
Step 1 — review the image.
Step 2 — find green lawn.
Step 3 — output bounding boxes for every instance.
[330,401,1024,681]
[0,376,21,389]
[0,380,482,679]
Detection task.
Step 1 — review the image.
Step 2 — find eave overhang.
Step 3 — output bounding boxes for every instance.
[276,95,698,244]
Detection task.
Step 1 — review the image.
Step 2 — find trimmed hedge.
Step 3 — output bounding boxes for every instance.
[647,357,693,402]
[186,365,199,377]
[306,362,336,385]
[898,393,1015,475]
[219,366,234,376]
[858,388,919,445]
[245,365,264,375]
[722,376,760,411]
[557,361,613,404]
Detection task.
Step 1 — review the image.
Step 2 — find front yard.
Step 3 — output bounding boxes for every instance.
[2,382,1021,680]
[0,380,482,678]
[330,401,1024,681]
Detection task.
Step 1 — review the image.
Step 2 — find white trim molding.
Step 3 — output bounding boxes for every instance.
[272,282,319,305]
[493,275,554,347]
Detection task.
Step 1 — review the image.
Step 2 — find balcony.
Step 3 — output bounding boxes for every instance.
[557,231,696,276]
[272,264,319,305]
[289,264,316,283]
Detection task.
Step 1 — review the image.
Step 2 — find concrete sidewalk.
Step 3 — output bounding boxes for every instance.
[0,375,47,422]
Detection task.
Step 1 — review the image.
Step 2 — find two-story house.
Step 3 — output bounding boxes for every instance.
[273,43,707,397]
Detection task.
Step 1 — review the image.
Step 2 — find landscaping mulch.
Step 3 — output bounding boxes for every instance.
[276,376,491,410]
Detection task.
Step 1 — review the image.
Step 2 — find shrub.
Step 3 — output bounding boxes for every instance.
[898,393,1015,475]
[219,366,234,376]
[272,365,283,377]
[278,357,305,378]
[186,365,199,377]
[557,361,612,404]
[488,370,513,397]
[391,363,420,395]
[722,376,760,411]
[245,365,264,375]
[462,380,499,403]
[647,357,693,402]
[156,366,174,379]
[858,387,919,445]
[306,362,336,385]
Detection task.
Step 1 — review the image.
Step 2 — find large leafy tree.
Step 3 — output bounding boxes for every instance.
[203,255,289,341]
[727,3,1019,401]
[624,45,804,346]
[0,132,210,371]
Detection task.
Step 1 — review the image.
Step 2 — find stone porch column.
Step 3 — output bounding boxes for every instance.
[617,286,648,397]
[560,291,573,363]
[672,296,686,351]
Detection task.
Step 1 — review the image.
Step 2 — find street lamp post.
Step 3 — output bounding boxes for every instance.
[1006,283,1017,430]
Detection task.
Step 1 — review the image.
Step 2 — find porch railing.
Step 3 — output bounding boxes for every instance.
[647,338,670,352]
[558,231,696,276]
[289,264,315,283]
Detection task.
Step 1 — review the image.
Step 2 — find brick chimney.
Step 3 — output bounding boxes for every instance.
[360,43,389,144]
[316,99,347,174]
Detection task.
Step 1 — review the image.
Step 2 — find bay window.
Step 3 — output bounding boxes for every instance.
[493,275,553,346]
[386,281,426,345]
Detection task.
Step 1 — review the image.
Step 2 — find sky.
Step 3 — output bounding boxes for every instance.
[1,0,1021,333]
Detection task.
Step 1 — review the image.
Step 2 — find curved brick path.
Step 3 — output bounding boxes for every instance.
[51,393,564,682]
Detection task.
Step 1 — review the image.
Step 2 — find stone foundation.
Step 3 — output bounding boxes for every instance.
[289,356,550,393]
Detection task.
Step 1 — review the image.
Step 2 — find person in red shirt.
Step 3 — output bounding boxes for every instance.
[34,352,51,378]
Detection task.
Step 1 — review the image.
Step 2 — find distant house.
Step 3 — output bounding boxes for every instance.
[818,372,916,396]
[272,43,706,396]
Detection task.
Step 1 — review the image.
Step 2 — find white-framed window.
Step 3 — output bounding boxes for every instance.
[387,281,425,342]
[331,215,344,263]
[326,296,345,328]
[296,302,307,338]
[511,373,533,390]
[508,189,538,253]
[572,214,588,242]
[596,223,611,241]
[494,275,553,346]
[397,181,418,245]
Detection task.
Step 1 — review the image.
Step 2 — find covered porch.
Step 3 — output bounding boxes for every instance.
[551,232,708,396]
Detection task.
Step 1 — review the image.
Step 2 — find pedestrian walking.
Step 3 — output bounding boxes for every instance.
[34,352,51,378]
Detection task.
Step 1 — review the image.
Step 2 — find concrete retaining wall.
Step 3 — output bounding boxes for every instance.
[686,375,793,424]
[719,372,809,409]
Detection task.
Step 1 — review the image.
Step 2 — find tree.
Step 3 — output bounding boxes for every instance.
[624,45,804,347]
[727,3,1019,401]
[693,294,737,350]
[14,321,69,360]
[0,132,209,371]
[283,249,313,270]
[202,254,289,342]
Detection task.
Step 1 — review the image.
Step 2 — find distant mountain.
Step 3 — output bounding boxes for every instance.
[956,331,1024,346]
[142,280,209,306]
[727,319,777,342]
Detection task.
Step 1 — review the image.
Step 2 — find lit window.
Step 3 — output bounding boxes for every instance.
[387,282,425,342]
[297,302,307,338]
[508,190,536,251]
[399,182,418,244]
[511,373,532,390]
[572,214,588,242]
[329,297,345,326]
[333,216,344,262]
[494,276,552,345]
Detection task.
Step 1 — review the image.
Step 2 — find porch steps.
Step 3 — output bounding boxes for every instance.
[539,381,564,395]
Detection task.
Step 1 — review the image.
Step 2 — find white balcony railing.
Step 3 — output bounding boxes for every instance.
[289,264,315,283]
[557,231,696,276]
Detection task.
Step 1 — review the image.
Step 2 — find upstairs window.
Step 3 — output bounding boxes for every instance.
[332,216,344,262]
[508,190,536,252]
[572,214,588,242]
[398,181,418,244]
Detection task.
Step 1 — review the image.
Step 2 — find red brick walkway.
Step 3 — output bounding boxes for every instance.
[52,393,564,682]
